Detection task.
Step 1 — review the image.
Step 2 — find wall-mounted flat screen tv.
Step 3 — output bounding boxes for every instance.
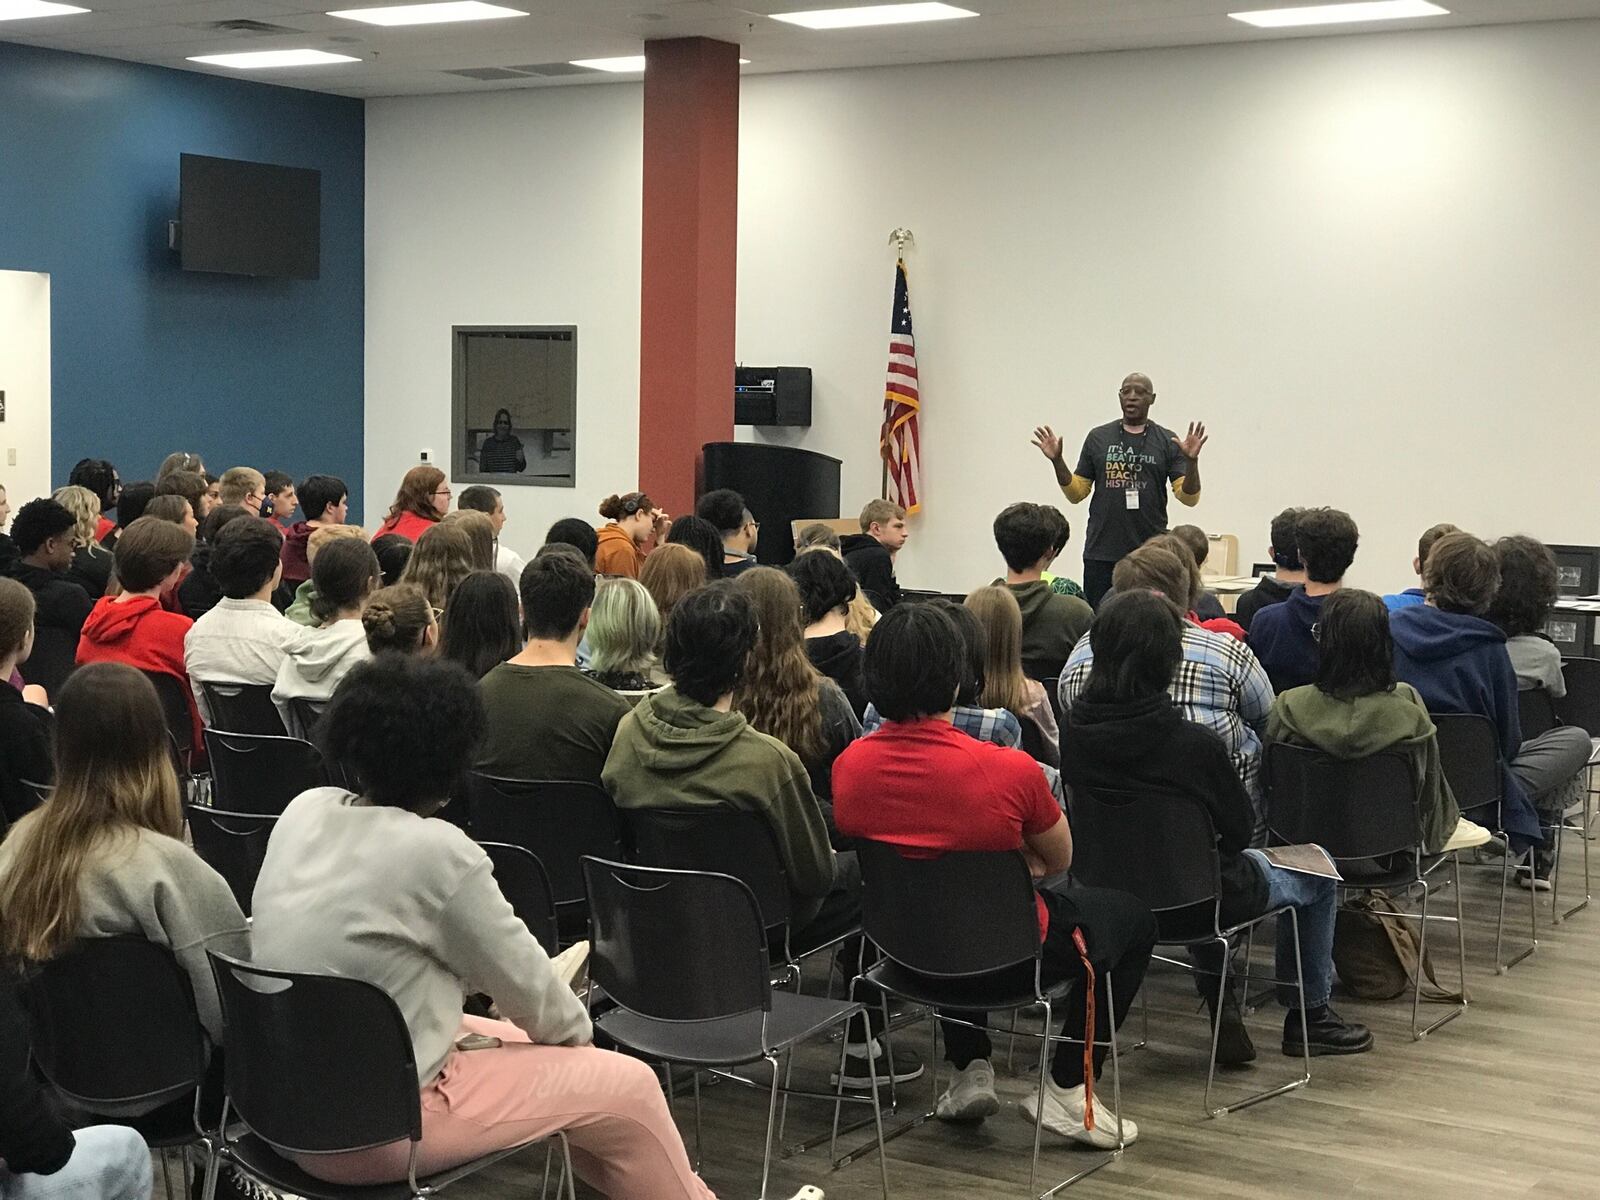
[179,153,320,280]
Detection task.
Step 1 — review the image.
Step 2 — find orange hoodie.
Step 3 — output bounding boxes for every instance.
[594,523,644,578]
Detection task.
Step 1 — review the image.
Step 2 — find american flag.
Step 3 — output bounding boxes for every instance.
[880,258,922,514]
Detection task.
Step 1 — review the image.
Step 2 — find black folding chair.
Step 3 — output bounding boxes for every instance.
[581,857,888,1200]
[479,842,561,957]
[187,805,278,917]
[855,841,1126,1195]
[1518,687,1560,740]
[140,669,199,777]
[469,775,624,941]
[206,951,572,1200]
[199,681,288,736]
[1040,676,1064,730]
[1555,658,1600,919]
[18,625,77,696]
[1069,786,1310,1118]
[1014,712,1061,769]
[203,728,327,815]
[1265,744,1466,1039]
[1432,711,1539,971]
[284,696,329,743]
[21,936,216,1199]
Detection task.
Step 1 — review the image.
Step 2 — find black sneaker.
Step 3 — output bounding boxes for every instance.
[830,1039,925,1089]
[1282,1006,1374,1057]
[1204,990,1257,1067]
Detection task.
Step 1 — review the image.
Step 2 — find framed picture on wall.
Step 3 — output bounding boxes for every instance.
[1548,545,1600,597]
[451,326,577,488]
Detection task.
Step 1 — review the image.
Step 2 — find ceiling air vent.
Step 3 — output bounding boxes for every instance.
[442,67,531,80]
[506,62,588,76]
[199,19,303,33]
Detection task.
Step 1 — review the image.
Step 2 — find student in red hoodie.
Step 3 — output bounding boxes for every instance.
[374,465,449,544]
[76,516,202,757]
[280,474,350,589]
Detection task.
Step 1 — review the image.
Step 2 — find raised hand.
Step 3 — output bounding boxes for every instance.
[1031,425,1064,462]
[1173,421,1208,460]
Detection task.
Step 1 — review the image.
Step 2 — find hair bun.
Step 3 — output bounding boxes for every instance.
[598,494,624,520]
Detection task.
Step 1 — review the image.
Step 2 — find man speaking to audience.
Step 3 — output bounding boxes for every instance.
[1032,373,1208,607]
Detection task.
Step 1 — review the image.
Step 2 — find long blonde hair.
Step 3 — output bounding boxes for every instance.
[0,663,182,963]
[400,522,476,612]
[965,585,1032,716]
[731,568,824,765]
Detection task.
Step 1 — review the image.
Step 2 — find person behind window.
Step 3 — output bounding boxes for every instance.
[476,407,527,474]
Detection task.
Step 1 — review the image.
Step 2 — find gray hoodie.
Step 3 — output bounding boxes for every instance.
[271,619,372,727]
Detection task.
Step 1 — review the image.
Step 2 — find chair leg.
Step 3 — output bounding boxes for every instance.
[759,1053,782,1200]
[1552,814,1566,924]
[776,1045,796,1144]
[691,1069,703,1171]
[1202,935,1230,1119]
[865,1022,891,1200]
[1029,998,1052,1199]
[1410,882,1428,1039]
[561,1132,577,1200]
[1207,913,1311,1117]
[158,1148,174,1200]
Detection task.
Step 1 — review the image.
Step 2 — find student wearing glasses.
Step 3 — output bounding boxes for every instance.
[375,465,452,544]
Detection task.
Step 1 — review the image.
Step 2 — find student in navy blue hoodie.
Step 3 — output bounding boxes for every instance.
[1248,508,1359,694]
[1390,532,1591,881]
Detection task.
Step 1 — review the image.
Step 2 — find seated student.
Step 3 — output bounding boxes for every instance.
[439,570,522,681]
[53,485,115,600]
[458,484,526,588]
[663,514,724,580]
[583,577,663,701]
[6,499,94,658]
[144,492,199,535]
[1036,505,1086,600]
[835,601,1156,1139]
[1234,507,1306,631]
[1061,589,1369,1065]
[156,450,206,483]
[441,508,497,574]
[695,488,760,577]
[399,522,477,615]
[374,465,448,544]
[68,456,121,545]
[273,538,381,731]
[1248,507,1359,693]
[217,467,266,518]
[796,525,879,642]
[1169,524,1229,622]
[603,582,919,1087]
[0,579,54,826]
[789,547,869,718]
[177,505,253,620]
[363,583,439,656]
[991,502,1094,680]
[280,473,349,589]
[478,548,629,785]
[1060,540,1274,812]
[966,585,1060,764]
[154,469,210,525]
[1269,589,1481,856]
[262,469,296,531]
[248,655,718,1199]
[0,663,249,1072]
[286,524,368,625]
[184,516,314,723]
[1141,533,1246,642]
[1490,535,1570,699]
[544,517,600,570]
[372,532,414,587]
[1384,522,1459,611]
[98,480,153,552]
[77,517,202,756]
[841,499,908,612]
[732,567,861,807]
[595,492,667,579]
[639,543,708,647]
[1393,533,1592,887]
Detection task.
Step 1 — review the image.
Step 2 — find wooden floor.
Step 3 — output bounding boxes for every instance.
[470,842,1600,1200]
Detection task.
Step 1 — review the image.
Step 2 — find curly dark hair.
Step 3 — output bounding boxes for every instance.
[1269,507,1304,569]
[321,654,485,810]
[787,549,856,624]
[1423,533,1499,616]
[10,498,77,557]
[863,601,963,721]
[1488,535,1558,638]
[664,515,725,579]
[68,458,120,514]
[662,581,757,706]
[695,488,749,537]
[1294,507,1359,584]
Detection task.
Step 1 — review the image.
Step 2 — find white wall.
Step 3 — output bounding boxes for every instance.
[368,20,1600,587]
[0,271,54,523]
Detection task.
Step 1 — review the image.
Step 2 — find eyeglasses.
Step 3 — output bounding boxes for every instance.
[1310,622,1322,644]
[430,606,445,622]
[433,488,452,498]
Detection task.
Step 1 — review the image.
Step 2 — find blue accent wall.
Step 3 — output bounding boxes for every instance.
[0,41,364,519]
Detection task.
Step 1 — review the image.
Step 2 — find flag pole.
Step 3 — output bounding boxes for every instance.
[882,228,913,501]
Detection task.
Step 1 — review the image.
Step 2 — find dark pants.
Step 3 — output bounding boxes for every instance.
[937,883,1155,1087]
[1082,560,1118,610]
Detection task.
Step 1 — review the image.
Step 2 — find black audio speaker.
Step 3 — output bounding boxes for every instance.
[734,366,812,427]
[701,442,841,566]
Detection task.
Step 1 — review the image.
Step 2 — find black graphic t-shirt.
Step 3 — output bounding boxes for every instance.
[1074,420,1189,563]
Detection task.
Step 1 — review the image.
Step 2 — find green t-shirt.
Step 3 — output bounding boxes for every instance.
[477,663,630,786]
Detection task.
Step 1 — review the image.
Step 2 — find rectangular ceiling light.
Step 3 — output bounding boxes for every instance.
[1229,1,1447,28]
[0,0,90,19]
[328,1,525,26]
[771,2,977,30]
[569,55,646,71]
[187,48,361,68]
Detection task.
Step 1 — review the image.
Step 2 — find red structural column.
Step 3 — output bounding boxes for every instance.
[637,36,741,521]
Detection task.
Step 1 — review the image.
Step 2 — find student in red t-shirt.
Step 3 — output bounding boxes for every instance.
[833,603,1155,1148]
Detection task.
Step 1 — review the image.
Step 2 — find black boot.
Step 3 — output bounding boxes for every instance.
[1283,1005,1374,1057]
[1202,982,1256,1067]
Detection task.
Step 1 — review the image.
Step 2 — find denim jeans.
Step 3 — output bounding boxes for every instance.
[1241,848,1337,1009]
[0,1127,151,1200]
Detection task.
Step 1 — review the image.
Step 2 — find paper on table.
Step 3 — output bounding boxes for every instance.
[1260,843,1343,881]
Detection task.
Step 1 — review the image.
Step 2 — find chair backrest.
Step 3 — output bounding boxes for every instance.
[581,857,770,1022]
[200,682,288,736]
[1518,687,1560,741]
[1431,711,1503,814]
[186,805,278,916]
[203,728,326,815]
[1264,743,1421,861]
[479,842,561,956]
[856,841,1040,979]
[1040,677,1064,728]
[18,627,77,695]
[284,696,328,744]
[468,775,623,908]
[1559,657,1600,737]
[1068,786,1223,914]
[207,951,422,1154]
[140,670,193,769]
[22,935,208,1112]
[1012,711,1060,769]
[625,807,792,934]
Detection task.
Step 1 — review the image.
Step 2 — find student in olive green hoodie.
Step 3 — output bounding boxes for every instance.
[992,502,1093,680]
[1267,589,1474,855]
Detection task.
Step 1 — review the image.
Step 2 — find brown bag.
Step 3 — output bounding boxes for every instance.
[1332,893,1464,1003]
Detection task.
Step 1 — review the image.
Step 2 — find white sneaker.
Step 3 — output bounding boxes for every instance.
[786,1189,825,1200]
[1018,1079,1138,1148]
[1442,817,1493,853]
[935,1059,1000,1122]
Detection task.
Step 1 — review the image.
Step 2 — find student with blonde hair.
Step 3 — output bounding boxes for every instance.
[400,522,477,615]
[440,508,497,572]
[217,466,266,515]
[0,578,53,824]
[53,484,115,600]
[840,498,908,611]
[639,542,706,638]
[966,584,1060,763]
[285,523,368,626]
[584,577,662,701]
